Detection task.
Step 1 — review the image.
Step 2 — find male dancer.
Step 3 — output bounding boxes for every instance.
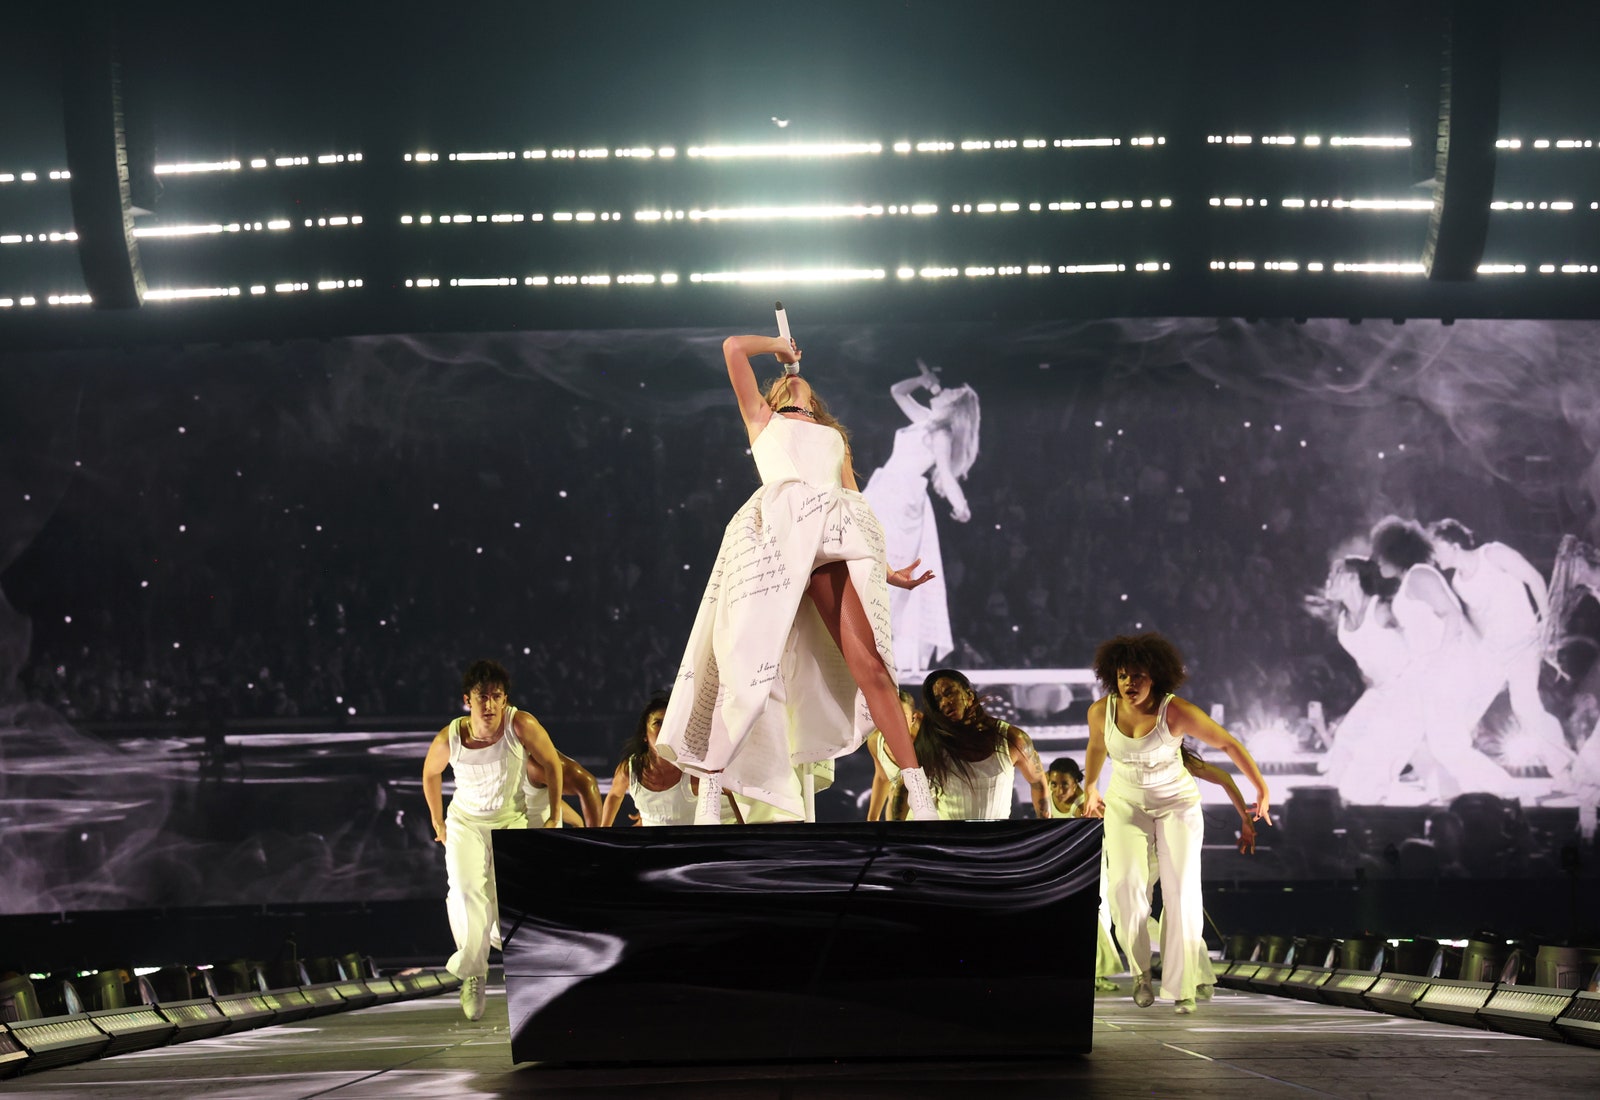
[422,660,564,1021]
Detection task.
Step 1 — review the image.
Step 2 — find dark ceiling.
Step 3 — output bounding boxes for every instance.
[2,0,1598,349]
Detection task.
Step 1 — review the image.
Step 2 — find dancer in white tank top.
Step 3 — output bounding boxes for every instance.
[1047,757,1122,992]
[1082,634,1271,1014]
[603,694,701,827]
[1430,518,1574,778]
[421,660,567,1020]
[917,668,1048,821]
[1371,517,1512,800]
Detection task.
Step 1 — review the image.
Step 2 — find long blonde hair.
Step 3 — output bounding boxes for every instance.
[764,375,850,448]
[928,384,980,502]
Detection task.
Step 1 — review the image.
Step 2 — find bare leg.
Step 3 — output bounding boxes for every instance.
[805,562,920,770]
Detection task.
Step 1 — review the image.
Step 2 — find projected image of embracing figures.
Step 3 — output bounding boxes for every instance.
[1313,514,1600,828]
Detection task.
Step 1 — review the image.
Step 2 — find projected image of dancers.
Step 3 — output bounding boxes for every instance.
[862,359,981,674]
[655,331,943,823]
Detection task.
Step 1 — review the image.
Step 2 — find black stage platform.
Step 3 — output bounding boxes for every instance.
[6,977,1600,1098]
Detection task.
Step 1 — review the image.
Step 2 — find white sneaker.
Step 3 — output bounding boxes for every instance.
[1133,977,1155,1008]
[1175,998,1196,1015]
[460,974,486,1021]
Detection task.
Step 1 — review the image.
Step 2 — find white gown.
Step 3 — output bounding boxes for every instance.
[862,423,952,673]
[659,415,895,821]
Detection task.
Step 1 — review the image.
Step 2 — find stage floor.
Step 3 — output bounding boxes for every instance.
[7,978,1599,1098]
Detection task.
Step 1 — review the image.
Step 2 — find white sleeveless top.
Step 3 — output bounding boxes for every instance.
[628,768,697,827]
[1104,694,1194,796]
[448,707,526,818]
[935,724,1015,820]
[1337,595,1408,686]
[1449,544,1539,653]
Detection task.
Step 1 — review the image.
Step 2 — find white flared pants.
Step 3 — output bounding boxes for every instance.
[1104,776,1205,1001]
[444,802,527,980]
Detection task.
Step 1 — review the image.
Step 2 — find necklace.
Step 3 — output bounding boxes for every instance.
[776,405,815,418]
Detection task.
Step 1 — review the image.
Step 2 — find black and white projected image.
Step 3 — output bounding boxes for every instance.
[4,316,1600,912]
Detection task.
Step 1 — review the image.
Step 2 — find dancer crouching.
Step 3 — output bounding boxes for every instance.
[1082,634,1271,1013]
[656,332,940,822]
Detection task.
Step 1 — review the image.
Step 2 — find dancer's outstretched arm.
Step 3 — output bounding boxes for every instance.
[1167,698,1271,825]
[513,711,565,827]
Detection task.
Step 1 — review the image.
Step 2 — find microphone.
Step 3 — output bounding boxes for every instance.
[774,300,798,375]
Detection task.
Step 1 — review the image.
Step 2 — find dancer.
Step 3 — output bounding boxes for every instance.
[1312,556,1420,802]
[862,359,980,673]
[865,690,922,821]
[917,669,1048,819]
[1082,633,1271,1014]
[421,660,563,1021]
[657,332,940,823]
[601,693,700,827]
[1370,517,1511,800]
[1429,519,1575,778]
[525,750,604,827]
[1047,757,1122,992]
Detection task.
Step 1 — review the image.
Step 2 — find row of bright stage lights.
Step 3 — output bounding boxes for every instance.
[7,131,1600,181]
[0,958,458,1079]
[9,196,1595,248]
[13,260,1600,309]
[1216,934,1600,1047]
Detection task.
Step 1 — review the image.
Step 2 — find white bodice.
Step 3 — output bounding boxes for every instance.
[751,415,846,489]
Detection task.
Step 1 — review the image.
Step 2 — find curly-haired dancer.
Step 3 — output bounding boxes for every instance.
[1082,634,1271,1014]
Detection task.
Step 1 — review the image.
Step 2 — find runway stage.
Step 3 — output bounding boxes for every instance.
[6,977,1598,1098]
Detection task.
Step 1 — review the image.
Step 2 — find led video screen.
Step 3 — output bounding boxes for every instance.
[3,316,1598,913]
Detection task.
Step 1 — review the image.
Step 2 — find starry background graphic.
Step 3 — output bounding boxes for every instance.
[3,316,1600,912]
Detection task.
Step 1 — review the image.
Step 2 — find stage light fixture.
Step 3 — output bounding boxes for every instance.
[687,142,882,159]
[1330,135,1411,147]
[1496,138,1522,149]
[1332,262,1426,274]
[143,286,240,299]
[1362,973,1430,1018]
[688,267,887,284]
[1476,264,1526,274]
[152,160,241,175]
[1411,977,1496,1028]
[6,1013,109,1071]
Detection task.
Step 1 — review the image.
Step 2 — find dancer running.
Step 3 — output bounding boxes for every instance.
[916,669,1048,819]
[1082,633,1271,1014]
[657,332,940,823]
[861,360,980,673]
[421,659,564,1021]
